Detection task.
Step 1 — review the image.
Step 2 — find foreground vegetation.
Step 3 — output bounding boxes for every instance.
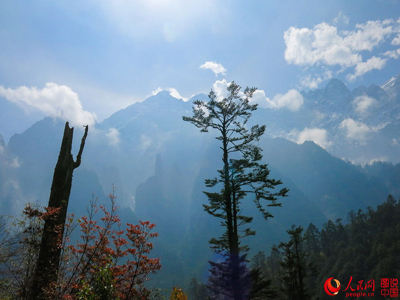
[2,194,400,299]
[0,193,162,299]
[188,195,400,299]
[1,83,399,299]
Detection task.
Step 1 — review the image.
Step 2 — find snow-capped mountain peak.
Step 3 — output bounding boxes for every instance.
[381,75,400,91]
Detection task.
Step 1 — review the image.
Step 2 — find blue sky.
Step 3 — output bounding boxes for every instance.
[0,0,399,141]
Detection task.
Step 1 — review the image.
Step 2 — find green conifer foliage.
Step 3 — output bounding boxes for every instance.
[183,81,288,299]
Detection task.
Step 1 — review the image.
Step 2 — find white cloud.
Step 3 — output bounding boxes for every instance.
[252,89,304,111]
[151,87,163,95]
[168,88,187,101]
[284,18,400,81]
[373,122,388,132]
[392,33,400,45]
[212,79,231,100]
[343,20,395,51]
[212,80,303,111]
[284,22,361,67]
[200,61,227,76]
[151,87,188,101]
[250,90,276,109]
[297,127,332,149]
[356,97,375,113]
[339,118,372,143]
[300,71,332,89]
[272,90,304,111]
[106,128,120,146]
[383,49,400,59]
[347,56,387,81]
[210,79,304,111]
[0,83,96,127]
[333,12,349,25]
[352,95,376,115]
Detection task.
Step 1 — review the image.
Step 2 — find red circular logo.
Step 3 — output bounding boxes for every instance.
[324,277,341,296]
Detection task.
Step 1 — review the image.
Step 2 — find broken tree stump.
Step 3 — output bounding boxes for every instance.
[29,122,88,300]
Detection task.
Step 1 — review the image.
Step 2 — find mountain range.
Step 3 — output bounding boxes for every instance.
[1,75,400,286]
[250,75,400,164]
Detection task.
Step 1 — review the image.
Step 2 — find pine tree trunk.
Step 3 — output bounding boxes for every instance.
[222,126,242,300]
[29,122,88,300]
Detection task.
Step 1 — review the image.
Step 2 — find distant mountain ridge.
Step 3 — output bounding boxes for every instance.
[2,75,400,287]
[250,74,400,164]
[98,74,400,164]
[2,75,400,208]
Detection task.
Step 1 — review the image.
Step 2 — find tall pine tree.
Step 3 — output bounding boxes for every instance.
[183,82,288,299]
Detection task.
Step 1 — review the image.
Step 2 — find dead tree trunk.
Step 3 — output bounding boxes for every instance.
[29,122,88,300]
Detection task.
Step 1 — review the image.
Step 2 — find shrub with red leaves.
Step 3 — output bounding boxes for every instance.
[0,190,161,300]
[58,192,161,300]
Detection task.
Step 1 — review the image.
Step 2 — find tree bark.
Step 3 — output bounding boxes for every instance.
[29,122,88,300]
[222,125,242,300]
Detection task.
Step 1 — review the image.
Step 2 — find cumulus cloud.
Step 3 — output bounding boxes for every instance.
[168,88,187,101]
[344,20,395,51]
[383,49,400,59]
[0,83,96,127]
[297,127,332,149]
[393,34,400,45]
[251,89,304,111]
[353,95,376,115]
[284,18,400,81]
[200,61,227,76]
[347,56,387,82]
[151,87,188,101]
[251,90,276,109]
[212,80,303,111]
[272,90,304,111]
[284,22,361,67]
[106,128,120,146]
[339,118,372,143]
[212,79,231,100]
